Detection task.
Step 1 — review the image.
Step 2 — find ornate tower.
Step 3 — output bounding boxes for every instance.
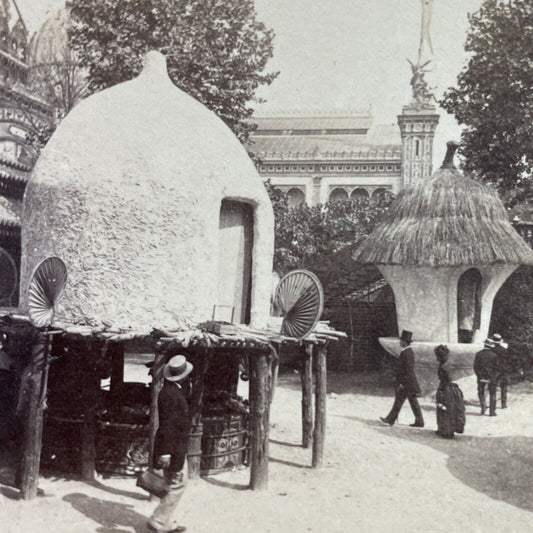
[398,0,439,188]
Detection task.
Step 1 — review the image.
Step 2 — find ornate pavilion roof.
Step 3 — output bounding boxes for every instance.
[248,112,401,161]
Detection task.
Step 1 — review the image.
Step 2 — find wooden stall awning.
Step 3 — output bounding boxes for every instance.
[6,314,346,349]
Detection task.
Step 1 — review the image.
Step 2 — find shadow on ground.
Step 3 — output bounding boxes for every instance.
[64,492,148,533]
[277,370,393,397]
[345,412,533,513]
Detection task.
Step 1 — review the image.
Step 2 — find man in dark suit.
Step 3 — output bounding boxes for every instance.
[380,330,424,427]
[474,338,501,416]
[148,355,193,533]
[491,333,509,409]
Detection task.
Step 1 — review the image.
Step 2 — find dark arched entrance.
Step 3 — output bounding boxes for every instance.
[457,268,482,343]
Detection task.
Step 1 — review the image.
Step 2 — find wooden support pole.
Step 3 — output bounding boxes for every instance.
[149,346,166,470]
[312,344,327,468]
[81,409,96,481]
[20,331,52,500]
[109,342,125,395]
[301,343,314,448]
[81,346,99,481]
[249,349,271,490]
[187,349,210,479]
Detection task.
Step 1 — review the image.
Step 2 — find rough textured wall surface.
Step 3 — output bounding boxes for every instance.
[20,52,274,331]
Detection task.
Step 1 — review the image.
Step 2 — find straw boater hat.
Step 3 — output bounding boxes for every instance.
[164,355,193,382]
[491,333,503,344]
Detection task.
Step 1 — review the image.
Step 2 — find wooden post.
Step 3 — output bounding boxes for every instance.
[109,342,124,395]
[81,409,96,480]
[81,346,99,481]
[312,344,327,468]
[301,343,314,448]
[149,345,166,469]
[187,349,210,479]
[249,349,271,490]
[19,331,52,500]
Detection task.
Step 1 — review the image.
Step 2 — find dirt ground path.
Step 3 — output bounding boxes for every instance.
[2,371,533,533]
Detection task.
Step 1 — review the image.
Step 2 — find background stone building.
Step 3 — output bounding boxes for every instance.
[248,102,439,207]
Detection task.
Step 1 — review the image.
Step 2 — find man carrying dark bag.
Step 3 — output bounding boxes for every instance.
[380,330,424,428]
[147,355,193,533]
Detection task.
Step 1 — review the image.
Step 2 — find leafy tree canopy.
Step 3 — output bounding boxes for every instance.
[66,0,277,143]
[265,181,393,274]
[441,0,533,207]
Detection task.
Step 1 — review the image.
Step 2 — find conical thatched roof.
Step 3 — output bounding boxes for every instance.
[353,143,533,267]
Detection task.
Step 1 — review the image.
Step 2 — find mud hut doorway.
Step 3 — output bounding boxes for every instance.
[218,200,254,324]
[457,268,482,343]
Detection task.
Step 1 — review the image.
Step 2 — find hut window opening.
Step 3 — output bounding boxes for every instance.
[457,268,482,343]
[218,200,254,325]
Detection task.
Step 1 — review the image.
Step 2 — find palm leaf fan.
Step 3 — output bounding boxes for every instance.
[28,257,68,327]
[274,269,324,339]
[0,248,17,306]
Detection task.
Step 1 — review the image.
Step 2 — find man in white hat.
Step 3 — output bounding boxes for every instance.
[148,355,193,533]
[474,338,499,416]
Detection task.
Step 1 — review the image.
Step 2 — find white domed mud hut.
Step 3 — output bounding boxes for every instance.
[7,52,341,500]
[20,51,274,331]
[353,142,533,388]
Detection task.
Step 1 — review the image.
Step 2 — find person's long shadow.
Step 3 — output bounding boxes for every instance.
[343,414,533,513]
[63,493,148,533]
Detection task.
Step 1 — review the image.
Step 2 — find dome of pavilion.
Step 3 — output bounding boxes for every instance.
[353,143,533,268]
[19,51,274,332]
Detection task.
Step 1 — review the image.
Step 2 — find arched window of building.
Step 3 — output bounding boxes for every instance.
[415,138,420,157]
[371,187,388,204]
[329,188,348,203]
[286,188,305,209]
[350,188,369,203]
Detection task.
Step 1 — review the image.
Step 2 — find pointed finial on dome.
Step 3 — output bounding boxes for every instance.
[141,50,169,79]
[441,141,458,169]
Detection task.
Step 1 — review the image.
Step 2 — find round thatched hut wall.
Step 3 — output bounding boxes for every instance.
[354,143,533,344]
[20,52,274,331]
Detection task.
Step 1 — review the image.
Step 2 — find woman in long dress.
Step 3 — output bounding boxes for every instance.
[435,344,455,438]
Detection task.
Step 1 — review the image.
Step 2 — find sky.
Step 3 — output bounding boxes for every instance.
[17,0,485,166]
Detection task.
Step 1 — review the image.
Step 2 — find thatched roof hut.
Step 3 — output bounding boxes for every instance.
[354,143,533,268]
[353,142,533,354]
[19,51,274,332]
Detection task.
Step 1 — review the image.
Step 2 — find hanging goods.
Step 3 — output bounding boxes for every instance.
[273,269,324,339]
[28,257,68,327]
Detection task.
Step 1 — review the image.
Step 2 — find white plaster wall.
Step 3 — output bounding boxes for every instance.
[379,265,453,342]
[380,263,518,344]
[20,52,274,331]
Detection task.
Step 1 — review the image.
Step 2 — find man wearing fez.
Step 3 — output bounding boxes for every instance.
[380,330,424,428]
[148,355,193,533]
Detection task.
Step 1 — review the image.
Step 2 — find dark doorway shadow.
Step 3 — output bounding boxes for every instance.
[63,493,148,533]
[342,414,533,514]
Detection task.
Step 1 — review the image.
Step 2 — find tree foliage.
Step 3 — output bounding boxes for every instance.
[265,181,393,274]
[491,265,533,376]
[441,0,533,206]
[66,0,277,143]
